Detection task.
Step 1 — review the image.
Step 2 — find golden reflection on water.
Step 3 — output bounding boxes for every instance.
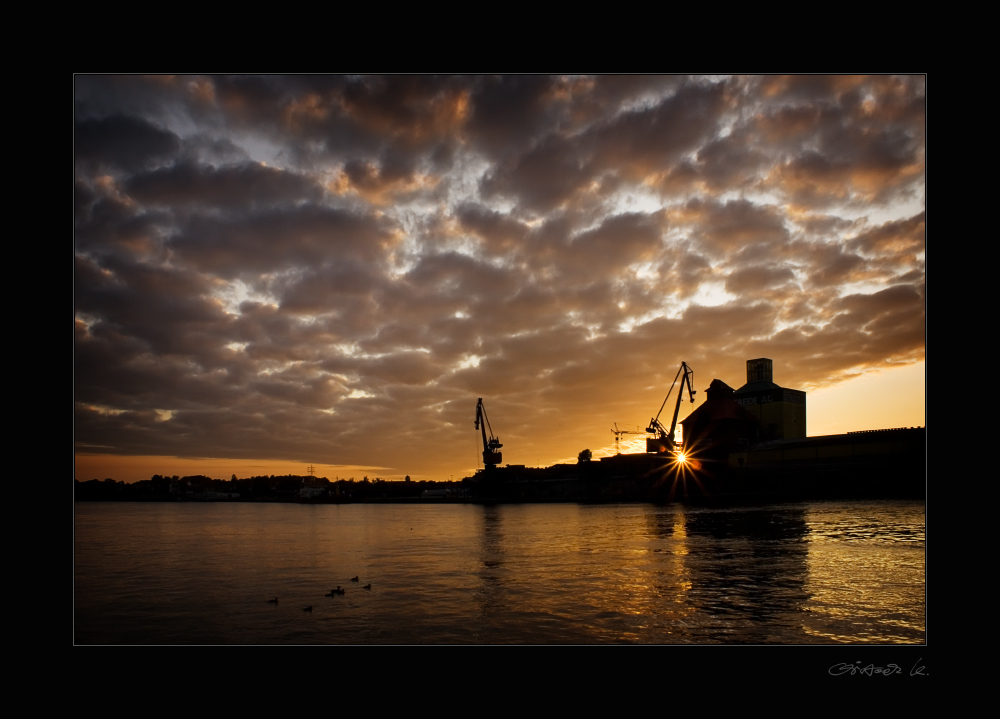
[75,500,924,644]
[471,504,704,641]
[801,502,925,643]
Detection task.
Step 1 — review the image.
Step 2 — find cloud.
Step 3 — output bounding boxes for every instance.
[849,211,925,256]
[455,202,529,254]
[169,205,395,277]
[724,265,797,294]
[684,198,790,255]
[126,160,323,210]
[74,75,925,479]
[480,80,728,212]
[75,114,180,173]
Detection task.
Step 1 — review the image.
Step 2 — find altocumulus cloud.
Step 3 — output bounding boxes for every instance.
[75,75,925,478]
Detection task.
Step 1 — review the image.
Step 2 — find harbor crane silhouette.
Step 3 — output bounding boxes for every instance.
[647,361,696,454]
[475,398,503,468]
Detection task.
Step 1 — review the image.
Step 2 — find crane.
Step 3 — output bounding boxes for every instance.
[646,361,696,454]
[611,423,645,454]
[475,398,503,467]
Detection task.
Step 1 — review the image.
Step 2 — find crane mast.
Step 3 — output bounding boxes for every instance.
[611,423,644,454]
[646,362,696,454]
[475,398,503,467]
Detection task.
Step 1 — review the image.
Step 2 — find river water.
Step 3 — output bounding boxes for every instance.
[74,500,925,644]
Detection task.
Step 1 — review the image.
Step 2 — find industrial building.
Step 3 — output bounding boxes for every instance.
[678,378,761,459]
[672,358,923,499]
[733,358,806,440]
[467,357,924,502]
[678,358,807,458]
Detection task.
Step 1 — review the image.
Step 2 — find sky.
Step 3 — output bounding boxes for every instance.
[74,75,925,482]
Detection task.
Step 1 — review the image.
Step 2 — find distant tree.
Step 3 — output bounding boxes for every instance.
[578,449,592,463]
[405,475,411,482]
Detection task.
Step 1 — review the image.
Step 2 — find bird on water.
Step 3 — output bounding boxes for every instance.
[303,606,313,612]
[267,598,278,604]
[364,583,372,590]
[351,576,360,582]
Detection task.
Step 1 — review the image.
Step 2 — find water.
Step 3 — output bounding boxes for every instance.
[74,500,925,644]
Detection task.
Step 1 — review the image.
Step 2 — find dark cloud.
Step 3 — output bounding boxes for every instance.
[169,205,394,277]
[456,202,529,254]
[750,77,925,207]
[341,77,469,145]
[126,160,323,210]
[588,81,728,178]
[849,211,925,256]
[481,133,589,212]
[564,212,665,276]
[693,132,769,192]
[465,75,565,158]
[75,75,925,478]
[804,244,867,287]
[75,114,180,173]
[74,192,168,261]
[75,254,229,355]
[206,75,472,170]
[835,283,923,318]
[333,157,443,206]
[662,246,714,298]
[687,198,790,255]
[725,265,797,294]
[481,80,728,212]
[757,75,868,104]
[275,261,380,312]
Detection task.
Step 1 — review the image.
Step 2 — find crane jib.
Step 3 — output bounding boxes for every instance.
[475,398,503,467]
[647,362,696,449]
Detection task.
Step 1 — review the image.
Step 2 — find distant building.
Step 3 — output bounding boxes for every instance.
[733,358,806,440]
[421,488,452,498]
[677,359,808,458]
[299,485,328,499]
[680,379,762,459]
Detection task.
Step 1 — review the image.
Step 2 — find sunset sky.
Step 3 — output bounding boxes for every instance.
[74,75,925,482]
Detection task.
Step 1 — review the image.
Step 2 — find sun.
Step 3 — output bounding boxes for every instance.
[644,446,708,500]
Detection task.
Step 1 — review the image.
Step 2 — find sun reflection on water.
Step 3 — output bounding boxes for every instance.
[75,500,923,644]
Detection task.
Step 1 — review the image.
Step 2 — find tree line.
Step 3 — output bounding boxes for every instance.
[74,473,464,501]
